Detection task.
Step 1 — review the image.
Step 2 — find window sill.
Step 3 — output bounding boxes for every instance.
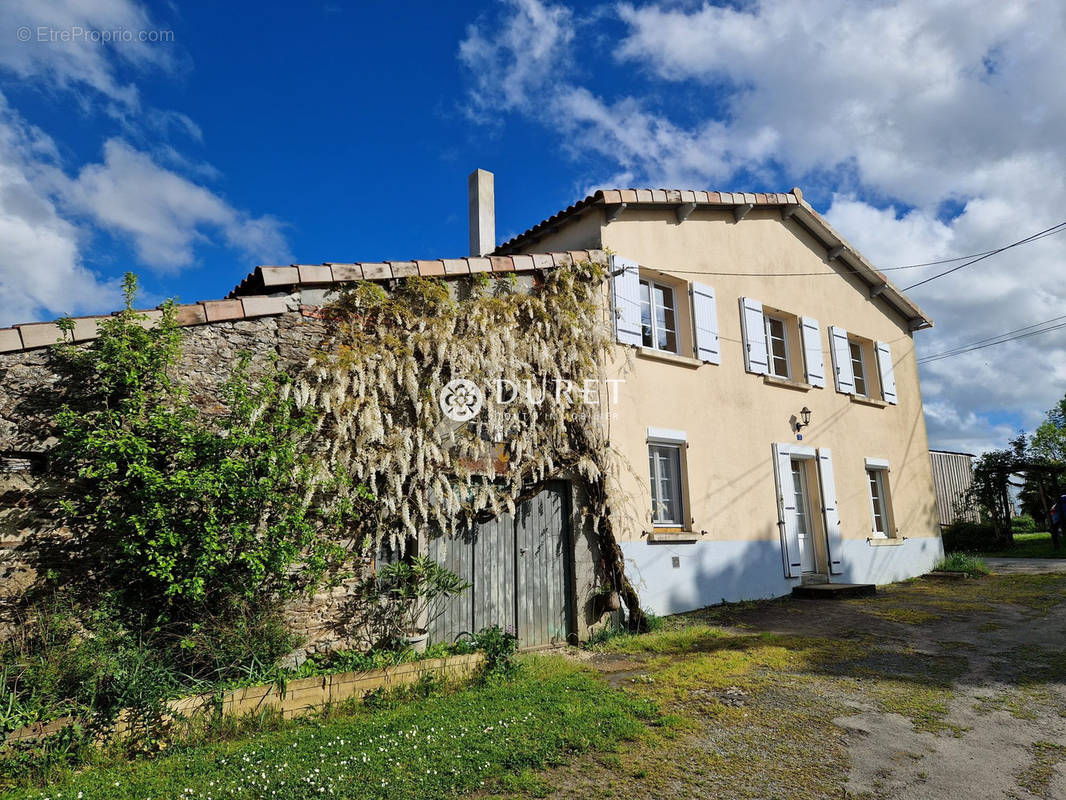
[762,374,812,392]
[867,536,904,546]
[637,347,703,368]
[646,529,702,543]
[850,394,888,409]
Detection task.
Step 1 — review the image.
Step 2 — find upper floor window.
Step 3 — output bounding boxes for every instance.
[764,315,792,379]
[849,340,868,396]
[640,278,679,354]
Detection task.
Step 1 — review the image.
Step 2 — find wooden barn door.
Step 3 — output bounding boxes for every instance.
[428,481,571,648]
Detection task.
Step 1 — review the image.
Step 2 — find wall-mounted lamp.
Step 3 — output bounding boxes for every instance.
[795,407,812,438]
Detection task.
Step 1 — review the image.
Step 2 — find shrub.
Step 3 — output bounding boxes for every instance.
[455,626,520,677]
[1012,514,1038,534]
[941,520,999,552]
[49,274,371,625]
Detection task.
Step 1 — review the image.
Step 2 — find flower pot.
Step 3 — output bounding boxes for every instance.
[405,630,429,653]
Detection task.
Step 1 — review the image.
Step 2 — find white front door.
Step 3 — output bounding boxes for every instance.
[791,459,816,573]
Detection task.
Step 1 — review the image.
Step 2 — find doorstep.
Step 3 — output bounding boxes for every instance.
[791,583,877,599]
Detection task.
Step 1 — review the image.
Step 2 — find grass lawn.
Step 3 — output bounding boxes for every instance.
[4,658,660,800]
[980,532,1066,558]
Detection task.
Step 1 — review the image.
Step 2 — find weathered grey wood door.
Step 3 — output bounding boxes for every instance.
[428,481,570,648]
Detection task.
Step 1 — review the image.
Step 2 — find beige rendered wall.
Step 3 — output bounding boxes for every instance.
[558,206,943,610]
[509,209,603,253]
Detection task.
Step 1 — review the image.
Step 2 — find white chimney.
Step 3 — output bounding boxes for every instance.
[468,168,495,257]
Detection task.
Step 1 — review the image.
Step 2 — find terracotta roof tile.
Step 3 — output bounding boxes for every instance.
[360,263,392,280]
[490,256,515,272]
[416,260,446,276]
[442,259,470,275]
[241,296,290,318]
[0,328,23,353]
[202,300,244,322]
[16,322,65,349]
[297,265,332,284]
[173,304,208,326]
[261,266,300,286]
[390,261,418,278]
[329,264,364,281]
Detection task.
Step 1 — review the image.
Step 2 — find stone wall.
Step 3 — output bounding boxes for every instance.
[0,310,374,654]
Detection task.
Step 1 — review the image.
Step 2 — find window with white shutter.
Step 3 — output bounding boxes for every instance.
[610,255,642,347]
[800,317,825,387]
[828,325,855,393]
[875,341,897,404]
[690,282,720,364]
[740,297,769,374]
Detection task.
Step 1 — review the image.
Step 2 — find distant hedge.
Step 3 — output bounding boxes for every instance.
[942,520,999,552]
[1011,514,1038,534]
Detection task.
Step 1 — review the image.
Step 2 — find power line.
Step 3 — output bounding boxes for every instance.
[625,222,1066,281]
[918,317,1066,365]
[902,221,1066,291]
[917,314,1066,362]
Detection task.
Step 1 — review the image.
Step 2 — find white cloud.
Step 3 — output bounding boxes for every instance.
[0,0,290,325]
[0,0,176,109]
[459,0,1066,451]
[0,96,118,326]
[65,139,289,271]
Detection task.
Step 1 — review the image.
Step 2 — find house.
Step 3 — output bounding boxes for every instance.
[491,177,944,616]
[929,449,978,528]
[0,171,945,651]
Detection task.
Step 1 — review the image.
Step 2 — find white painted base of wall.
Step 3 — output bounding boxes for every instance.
[619,535,945,617]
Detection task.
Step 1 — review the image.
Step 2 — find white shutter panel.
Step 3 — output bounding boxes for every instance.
[800,316,825,388]
[691,282,720,364]
[610,255,642,347]
[875,341,897,404]
[740,297,769,375]
[829,325,854,394]
[816,448,844,575]
[772,443,803,578]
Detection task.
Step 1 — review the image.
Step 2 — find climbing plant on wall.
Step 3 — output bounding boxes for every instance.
[301,260,646,628]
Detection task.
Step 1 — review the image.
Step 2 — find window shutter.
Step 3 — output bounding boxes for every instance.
[740,297,769,374]
[828,325,854,393]
[816,448,844,575]
[690,282,720,364]
[771,443,803,578]
[610,255,642,347]
[800,317,825,388]
[875,341,897,404]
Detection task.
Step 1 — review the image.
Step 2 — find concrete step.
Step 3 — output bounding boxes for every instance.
[791,583,876,599]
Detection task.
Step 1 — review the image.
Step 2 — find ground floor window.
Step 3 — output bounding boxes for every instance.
[867,467,892,537]
[649,443,685,526]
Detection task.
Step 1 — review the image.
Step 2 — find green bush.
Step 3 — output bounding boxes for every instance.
[50,274,371,625]
[1012,514,1038,534]
[941,520,1000,552]
[454,626,519,677]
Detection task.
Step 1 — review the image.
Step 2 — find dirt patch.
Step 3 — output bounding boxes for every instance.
[479,573,1066,800]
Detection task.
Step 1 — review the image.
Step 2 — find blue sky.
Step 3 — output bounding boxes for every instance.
[2,0,1066,454]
